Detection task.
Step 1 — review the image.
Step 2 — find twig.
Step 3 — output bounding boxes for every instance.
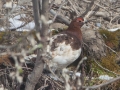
[104,44,119,56]
[93,59,119,76]
[75,57,87,72]
[47,63,63,82]
[25,0,49,89]
[0,30,35,49]
[48,0,55,11]
[94,3,110,13]
[41,73,64,89]
[52,0,67,23]
[0,44,42,56]
[82,76,120,90]
[50,9,70,25]
[39,85,48,90]
[84,0,97,20]
[81,0,94,17]
[67,0,79,15]
[73,57,87,80]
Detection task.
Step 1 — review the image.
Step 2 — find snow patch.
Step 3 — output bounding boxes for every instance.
[108,28,120,32]
[75,72,81,77]
[99,75,113,80]
[0,14,35,31]
[9,17,24,29]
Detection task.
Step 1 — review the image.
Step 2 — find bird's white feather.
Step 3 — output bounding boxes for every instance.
[47,34,81,70]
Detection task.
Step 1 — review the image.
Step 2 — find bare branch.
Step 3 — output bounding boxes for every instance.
[25,0,49,90]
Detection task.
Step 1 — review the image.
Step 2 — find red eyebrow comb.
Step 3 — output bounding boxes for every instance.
[77,17,84,21]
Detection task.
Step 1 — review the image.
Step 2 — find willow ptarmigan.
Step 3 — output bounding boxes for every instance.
[46,17,84,71]
[0,17,84,72]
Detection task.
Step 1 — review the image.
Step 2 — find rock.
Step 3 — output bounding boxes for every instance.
[82,28,106,59]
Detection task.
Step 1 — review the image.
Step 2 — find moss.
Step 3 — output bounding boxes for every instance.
[115,29,120,51]
[85,59,104,77]
[99,29,119,49]
[101,53,120,72]
[0,32,6,43]
[90,60,107,76]
[85,57,119,77]
[50,26,68,36]
[19,68,23,74]
[51,28,65,35]
[84,58,120,87]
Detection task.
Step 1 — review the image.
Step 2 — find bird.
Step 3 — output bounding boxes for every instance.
[46,17,85,72]
[0,17,85,72]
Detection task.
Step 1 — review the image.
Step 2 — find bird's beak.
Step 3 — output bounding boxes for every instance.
[80,20,87,26]
[83,20,88,24]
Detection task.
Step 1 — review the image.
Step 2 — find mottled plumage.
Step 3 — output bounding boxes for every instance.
[47,17,84,71]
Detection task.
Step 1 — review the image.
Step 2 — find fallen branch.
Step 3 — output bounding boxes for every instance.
[50,9,70,25]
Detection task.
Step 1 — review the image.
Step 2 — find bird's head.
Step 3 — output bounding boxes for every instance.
[69,17,85,28]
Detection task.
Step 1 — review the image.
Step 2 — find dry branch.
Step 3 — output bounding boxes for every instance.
[25,0,49,90]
